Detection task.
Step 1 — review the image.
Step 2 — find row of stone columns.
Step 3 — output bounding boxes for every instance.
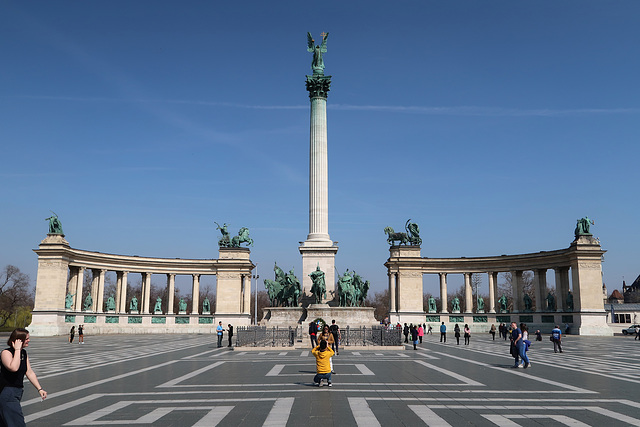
[67,268,220,315]
[389,268,574,314]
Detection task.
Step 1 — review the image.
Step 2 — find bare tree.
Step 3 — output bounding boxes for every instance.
[0,265,34,327]
[365,289,389,321]
[498,271,534,311]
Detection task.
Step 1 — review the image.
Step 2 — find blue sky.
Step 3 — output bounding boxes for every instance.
[1,1,639,296]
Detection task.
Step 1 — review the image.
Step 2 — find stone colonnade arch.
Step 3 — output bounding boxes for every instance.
[30,234,254,336]
[385,235,610,335]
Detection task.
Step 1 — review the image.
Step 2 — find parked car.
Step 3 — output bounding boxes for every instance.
[621,325,640,335]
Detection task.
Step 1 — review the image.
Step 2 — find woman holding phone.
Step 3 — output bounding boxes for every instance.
[0,328,47,426]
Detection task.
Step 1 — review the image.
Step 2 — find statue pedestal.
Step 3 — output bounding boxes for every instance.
[178,311,187,315]
[428,308,436,314]
[154,310,162,315]
[202,311,211,315]
[476,310,485,314]
[130,310,139,315]
[452,309,460,314]
[107,310,115,314]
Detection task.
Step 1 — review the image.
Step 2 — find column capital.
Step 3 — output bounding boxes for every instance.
[306,75,332,99]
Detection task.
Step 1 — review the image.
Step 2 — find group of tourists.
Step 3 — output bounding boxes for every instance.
[216,322,233,348]
[68,324,85,344]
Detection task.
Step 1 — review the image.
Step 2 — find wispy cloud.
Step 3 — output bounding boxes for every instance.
[330,104,640,117]
[10,95,639,117]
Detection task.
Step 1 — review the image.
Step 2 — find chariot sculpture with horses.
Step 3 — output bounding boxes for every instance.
[384,219,422,246]
[215,222,253,248]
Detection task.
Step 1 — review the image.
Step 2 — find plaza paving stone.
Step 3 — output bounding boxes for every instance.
[19,332,640,426]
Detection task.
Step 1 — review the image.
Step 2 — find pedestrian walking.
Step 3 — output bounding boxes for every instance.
[454,324,461,345]
[490,324,496,340]
[410,325,419,350]
[309,322,318,348]
[521,323,531,367]
[403,323,409,343]
[427,324,433,335]
[635,325,639,341]
[551,325,563,353]
[510,321,529,368]
[440,322,447,343]
[329,320,341,355]
[312,340,334,387]
[0,328,47,426]
[418,325,424,343]
[78,324,84,344]
[227,324,234,347]
[69,326,75,344]
[216,321,224,348]
[464,324,471,345]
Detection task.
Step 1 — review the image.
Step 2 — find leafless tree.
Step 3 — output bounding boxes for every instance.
[0,265,34,327]
[498,271,534,311]
[365,289,389,321]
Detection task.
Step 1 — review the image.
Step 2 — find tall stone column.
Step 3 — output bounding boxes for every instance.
[389,272,397,314]
[439,273,448,313]
[512,270,522,313]
[533,269,546,312]
[243,275,251,315]
[464,273,473,313]
[142,272,151,314]
[96,270,105,313]
[299,73,338,304]
[74,267,85,311]
[167,274,175,314]
[119,271,128,313]
[90,270,99,311]
[192,274,200,314]
[488,272,496,313]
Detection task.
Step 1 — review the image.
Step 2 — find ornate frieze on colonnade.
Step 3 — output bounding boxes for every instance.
[385,234,610,336]
[30,234,254,336]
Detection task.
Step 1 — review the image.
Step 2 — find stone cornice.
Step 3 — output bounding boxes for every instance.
[35,244,254,275]
[386,245,606,274]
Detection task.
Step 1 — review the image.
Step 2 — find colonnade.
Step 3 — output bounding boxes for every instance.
[388,268,572,314]
[65,267,252,315]
[31,234,255,335]
[385,235,610,335]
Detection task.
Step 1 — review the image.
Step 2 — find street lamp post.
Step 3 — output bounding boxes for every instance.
[252,265,259,325]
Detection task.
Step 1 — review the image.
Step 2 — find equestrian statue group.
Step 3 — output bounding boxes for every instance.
[264,264,302,307]
[336,269,369,307]
[384,219,422,246]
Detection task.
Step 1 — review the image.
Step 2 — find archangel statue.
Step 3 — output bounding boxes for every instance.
[307,32,328,75]
[83,293,93,311]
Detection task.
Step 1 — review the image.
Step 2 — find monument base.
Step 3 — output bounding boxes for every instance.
[299,243,338,305]
[261,305,378,328]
